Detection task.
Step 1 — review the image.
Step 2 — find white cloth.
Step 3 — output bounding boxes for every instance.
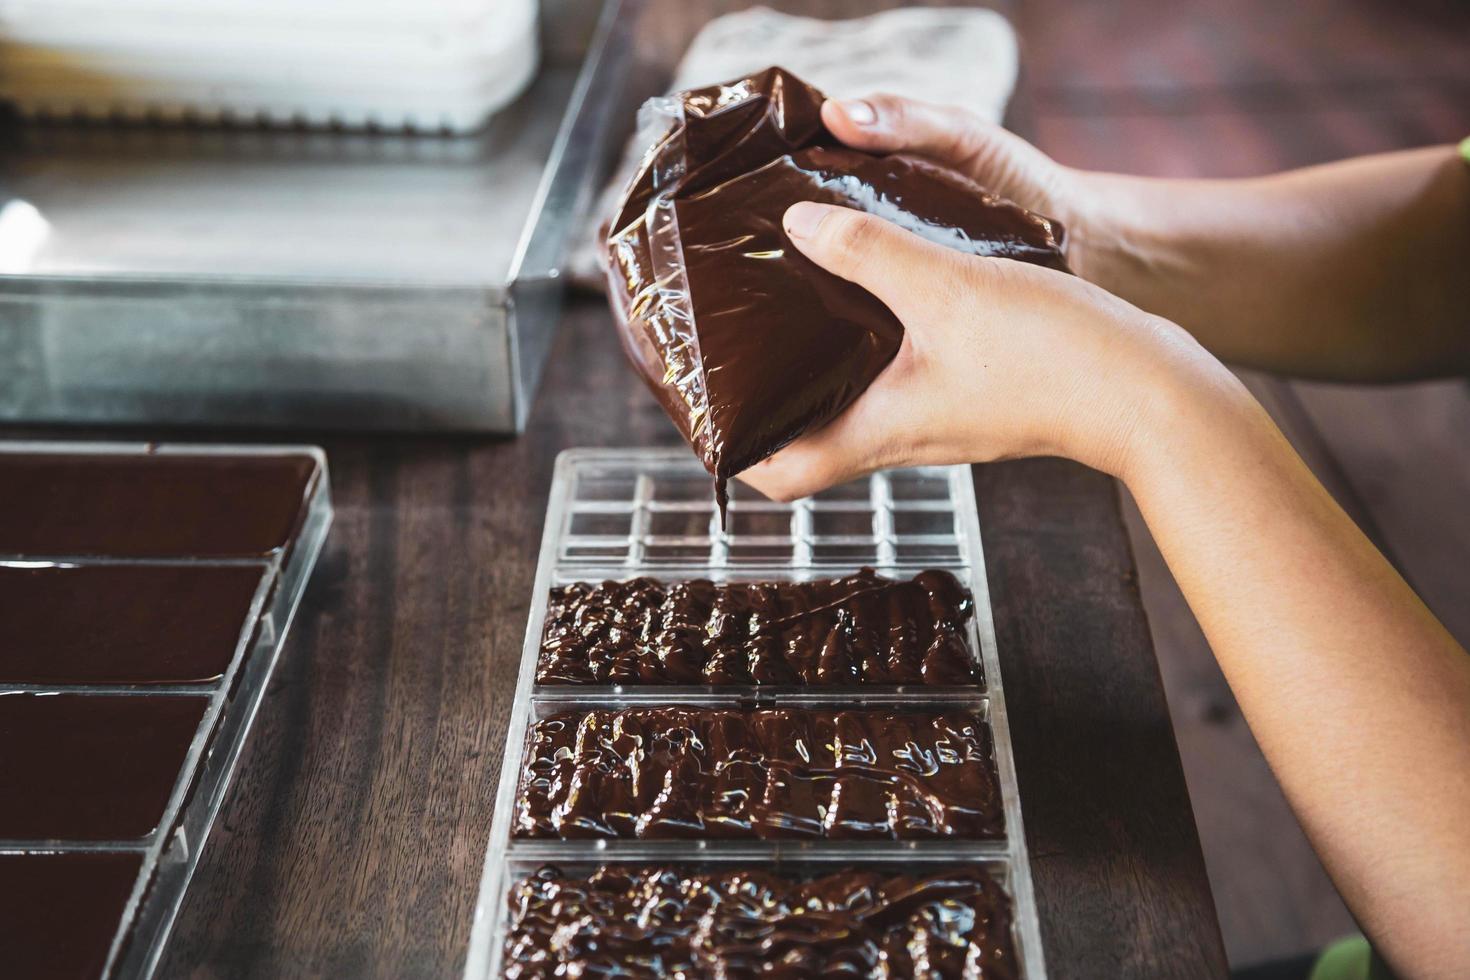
[571,5,1020,287]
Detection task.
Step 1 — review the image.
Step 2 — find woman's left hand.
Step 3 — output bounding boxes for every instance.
[737,200,1245,500]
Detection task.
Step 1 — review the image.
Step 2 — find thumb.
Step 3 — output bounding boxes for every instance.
[782,202,952,319]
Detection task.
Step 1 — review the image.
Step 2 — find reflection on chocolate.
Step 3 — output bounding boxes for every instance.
[537,568,978,685]
[0,694,207,840]
[606,66,1069,513]
[0,851,143,980]
[0,452,316,557]
[503,864,1017,980]
[0,563,265,684]
[513,706,1003,840]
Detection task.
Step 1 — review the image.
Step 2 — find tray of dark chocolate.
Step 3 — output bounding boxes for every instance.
[0,441,332,980]
[462,449,1044,980]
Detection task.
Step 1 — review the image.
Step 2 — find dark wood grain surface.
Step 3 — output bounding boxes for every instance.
[5,1,1219,975]
[122,297,1222,978]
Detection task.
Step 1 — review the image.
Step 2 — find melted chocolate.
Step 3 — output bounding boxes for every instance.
[0,851,143,980]
[0,452,316,557]
[0,563,265,684]
[502,864,1017,980]
[606,67,1069,513]
[0,693,207,840]
[513,706,1003,840]
[537,568,978,685]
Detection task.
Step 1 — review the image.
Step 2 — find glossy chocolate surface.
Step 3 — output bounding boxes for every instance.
[0,452,316,557]
[513,706,1003,840]
[0,693,207,840]
[0,563,265,684]
[606,66,1069,510]
[0,851,143,980]
[537,568,978,685]
[502,864,1017,980]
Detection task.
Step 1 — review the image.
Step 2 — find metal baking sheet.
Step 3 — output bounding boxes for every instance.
[0,0,631,432]
[0,441,332,980]
[463,449,1046,979]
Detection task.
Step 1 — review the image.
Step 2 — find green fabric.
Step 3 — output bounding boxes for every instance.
[1308,936,1398,980]
[1460,135,1470,165]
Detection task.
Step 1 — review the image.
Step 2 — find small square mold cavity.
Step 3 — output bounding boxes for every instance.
[574,469,639,502]
[727,540,796,561]
[893,509,957,537]
[889,470,953,500]
[651,472,713,503]
[894,540,964,561]
[647,509,714,538]
[569,511,634,537]
[811,509,876,537]
[726,508,794,538]
[809,541,883,563]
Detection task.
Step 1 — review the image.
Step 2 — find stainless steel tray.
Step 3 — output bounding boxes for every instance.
[0,441,333,979]
[463,449,1046,979]
[0,0,631,432]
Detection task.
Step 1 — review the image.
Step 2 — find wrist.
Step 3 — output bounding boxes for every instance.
[1060,171,1183,311]
[1114,353,1273,496]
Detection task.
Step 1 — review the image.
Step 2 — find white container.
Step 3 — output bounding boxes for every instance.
[0,0,539,131]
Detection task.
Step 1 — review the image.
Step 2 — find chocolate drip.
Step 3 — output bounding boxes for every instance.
[512,706,1004,841]
[537,567,978,686]
[606,66,1069,515]
[502,864,1018,979]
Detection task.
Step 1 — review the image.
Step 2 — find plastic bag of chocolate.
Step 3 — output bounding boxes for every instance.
[604,66,1069,517]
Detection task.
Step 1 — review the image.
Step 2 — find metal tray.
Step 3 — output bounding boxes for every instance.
[0,0,631,432]
[463,448,1046,979]
[0,441,333,979]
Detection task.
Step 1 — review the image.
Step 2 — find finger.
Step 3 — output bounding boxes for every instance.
[821,94,996,169]
[735,364,909,501]
[736,416,875,502]
[782,202,955,319]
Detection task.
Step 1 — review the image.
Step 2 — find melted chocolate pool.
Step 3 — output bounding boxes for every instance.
[0,693,208,840]
[0,563,265,684]
[0,851,143,980]
[537,568,978,685]
[502,864,1017,980]
[0,451,316,557]
[513,705,1003,841]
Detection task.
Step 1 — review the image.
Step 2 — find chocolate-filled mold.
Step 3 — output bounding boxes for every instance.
[501,863,1018,979]
[536,568,979,686]
[512,705,1004,841]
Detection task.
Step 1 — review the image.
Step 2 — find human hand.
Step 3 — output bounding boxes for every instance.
[737,201,1244,501]
[820,95,1101,277]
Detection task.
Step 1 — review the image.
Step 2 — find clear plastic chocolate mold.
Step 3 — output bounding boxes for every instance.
[464,449,1044,979]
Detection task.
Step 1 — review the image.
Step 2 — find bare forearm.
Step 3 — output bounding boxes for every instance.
[1124,375,1470,976]
[1072,146,1470,380]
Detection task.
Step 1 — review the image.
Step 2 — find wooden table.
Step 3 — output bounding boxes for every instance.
[103,296,1222,979]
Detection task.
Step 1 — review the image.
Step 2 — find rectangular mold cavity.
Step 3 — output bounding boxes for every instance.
[531,563,989,696]
[0,441,333,980]
[486,856,1031,980]
[463,448,1044,980]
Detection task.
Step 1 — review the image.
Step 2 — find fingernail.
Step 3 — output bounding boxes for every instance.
[837,98,877,126]
[783,201,829,241]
